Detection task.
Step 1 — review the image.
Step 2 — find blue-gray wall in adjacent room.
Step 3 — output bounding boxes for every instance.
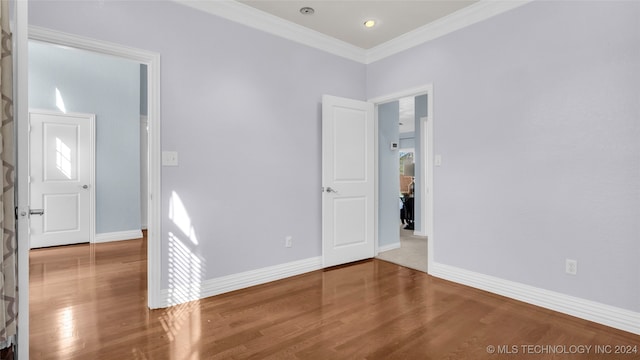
[378,101,400,248]
[399,137,414,149]
[29,41,142,234]
[400,132,415,150]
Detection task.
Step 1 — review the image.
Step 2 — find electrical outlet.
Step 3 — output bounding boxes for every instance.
[565,259,577,275]
[285,236,293,248]
[161,151,178,166]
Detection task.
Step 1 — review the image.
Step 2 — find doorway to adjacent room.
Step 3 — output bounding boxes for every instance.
[374,87,433,273]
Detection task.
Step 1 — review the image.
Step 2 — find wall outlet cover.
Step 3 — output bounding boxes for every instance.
[565,259,578,275]
[162,151,178,166]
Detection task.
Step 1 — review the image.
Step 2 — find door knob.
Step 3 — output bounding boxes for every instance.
[82,185,89,189]
[325,187,338,193]
[29,209,44,216]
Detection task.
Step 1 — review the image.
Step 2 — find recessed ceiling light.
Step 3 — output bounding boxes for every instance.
[300,7,314,15]
[364,20,376,28]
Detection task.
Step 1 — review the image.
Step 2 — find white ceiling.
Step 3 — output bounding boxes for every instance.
[237,0,478,49]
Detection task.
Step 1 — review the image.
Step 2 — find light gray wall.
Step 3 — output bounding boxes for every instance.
[378,101,400,247]
[28,41,142,234]
[367,1,640,312]
[29,0,366,286]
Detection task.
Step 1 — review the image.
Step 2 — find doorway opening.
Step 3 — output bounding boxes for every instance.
[372,86,434,273]
[17,26,162,356]
[21,26,162,307]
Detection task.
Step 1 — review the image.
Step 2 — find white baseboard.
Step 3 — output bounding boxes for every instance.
[413,230,427,237]
[94,229,143,243]
[160,256,323,307]
[430,262,640,335]
[378,242,401,253]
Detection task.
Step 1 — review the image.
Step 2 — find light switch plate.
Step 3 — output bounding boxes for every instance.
[162,151,178,166]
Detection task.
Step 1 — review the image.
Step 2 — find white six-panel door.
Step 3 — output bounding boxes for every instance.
[29,110,94,248]
[322,95,375,267]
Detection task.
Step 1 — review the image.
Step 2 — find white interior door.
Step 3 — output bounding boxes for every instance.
[322,95,375,267]
[29,110,95,248]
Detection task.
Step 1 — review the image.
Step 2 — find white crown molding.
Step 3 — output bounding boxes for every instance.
[174,0,367,63]
[174,0,533,65]
[366,0,534,63]
[430,262,640,335]
[160,256,323,307]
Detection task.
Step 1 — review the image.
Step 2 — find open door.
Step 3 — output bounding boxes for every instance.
[322,95,375,267]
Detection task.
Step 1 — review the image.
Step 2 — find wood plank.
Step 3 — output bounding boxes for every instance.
[30,236,640,359]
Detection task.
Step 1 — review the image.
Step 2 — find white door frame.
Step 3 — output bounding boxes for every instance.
[369,84,434,272]
[16,21,162,358]
[25,25,163,305]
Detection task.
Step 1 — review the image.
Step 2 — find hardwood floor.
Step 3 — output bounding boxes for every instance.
[30,236,639,359]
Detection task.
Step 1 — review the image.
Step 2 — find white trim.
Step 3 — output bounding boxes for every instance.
[16,0,30,357]
[424,91,435,273]
[172,0,532,64]
[28,26,163,309]
[95,230,143,243]
[174,0,366,63]
[160,256,323,307]
[378,242,401,254]
[430,262,640,336]
[373,100,380,260]
[369,85,432,105]
[365,0,534,63]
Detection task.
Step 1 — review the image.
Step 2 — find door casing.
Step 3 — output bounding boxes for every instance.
[369,84,434,272]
